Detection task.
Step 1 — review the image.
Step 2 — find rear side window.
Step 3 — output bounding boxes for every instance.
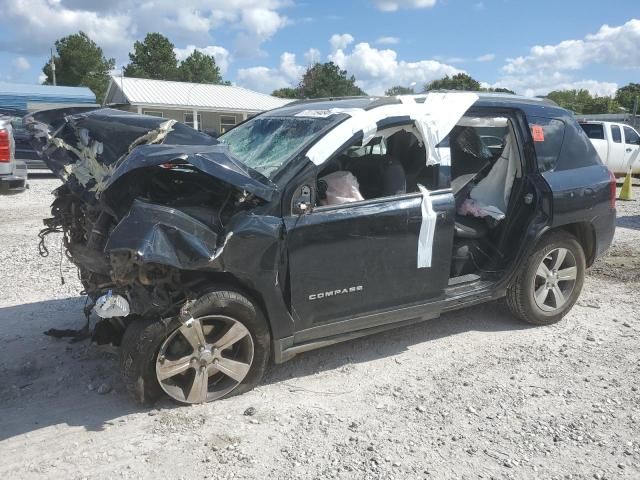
[624,126,640,145]
[528,117,566,172]
[611,125,622,143]
[580,123,604,140]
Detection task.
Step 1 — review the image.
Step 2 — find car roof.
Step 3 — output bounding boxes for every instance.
[265,91,568,119]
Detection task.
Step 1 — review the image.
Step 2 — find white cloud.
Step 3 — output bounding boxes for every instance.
[329,42,462,95]
[491,73,618,98]
[236,52,301,93]
[237,66,290,93]
[304,48,321,64]
[375,0,436,12]
[279,52,304,82]
[164,9,213,33]
[376,36,400,45]
[503,19,640,75]
[494,19,640,96]
[12,56,30,71]
[241,8,288,39]
[330,33,355,52]
[174,45,232,74]
[476,53,495,62]
[234,7,289,57]
[2,0,133,57]
[0,0,292,63]
[238,36,461,95]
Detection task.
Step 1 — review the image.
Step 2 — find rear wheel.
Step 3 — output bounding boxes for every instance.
[506,231,585,325]
[119,289,270,405]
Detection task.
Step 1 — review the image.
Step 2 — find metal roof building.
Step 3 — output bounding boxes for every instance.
[0,82,96,115]
[104,76,292,135]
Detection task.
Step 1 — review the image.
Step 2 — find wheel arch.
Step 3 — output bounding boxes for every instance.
[554,222,597,267]
[187,271,278,353]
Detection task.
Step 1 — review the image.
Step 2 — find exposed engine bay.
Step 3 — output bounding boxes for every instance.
[29,108,274,344]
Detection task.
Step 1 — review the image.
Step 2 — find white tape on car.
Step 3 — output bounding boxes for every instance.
[417,184,437,269]
[306,92,479,167]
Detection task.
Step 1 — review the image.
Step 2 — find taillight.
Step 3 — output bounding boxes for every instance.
[0,129,10,163]
[609,169,616,210]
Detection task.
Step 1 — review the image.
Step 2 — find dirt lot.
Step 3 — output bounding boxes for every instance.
[1,177,639,480]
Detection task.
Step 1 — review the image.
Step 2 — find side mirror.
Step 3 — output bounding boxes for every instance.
[293,185,312,214]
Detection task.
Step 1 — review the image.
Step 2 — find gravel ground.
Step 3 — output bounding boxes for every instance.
[0,177,639,480]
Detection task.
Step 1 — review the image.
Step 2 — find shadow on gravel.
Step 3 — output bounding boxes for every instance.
[0,297,150,442]
[0,297,529,442]
[263,300,532,387]
[617,214,640,231]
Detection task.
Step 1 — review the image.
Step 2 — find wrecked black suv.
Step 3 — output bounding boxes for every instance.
[29,93,616,405]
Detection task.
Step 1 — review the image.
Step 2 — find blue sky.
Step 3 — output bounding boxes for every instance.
[0,0,638,97]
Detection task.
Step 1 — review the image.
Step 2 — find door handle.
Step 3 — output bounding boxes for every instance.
[583,187,594,196]
[626,148,633,152]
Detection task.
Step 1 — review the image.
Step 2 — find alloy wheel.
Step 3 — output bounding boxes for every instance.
[532,247,578,313]
[155,315,254,404]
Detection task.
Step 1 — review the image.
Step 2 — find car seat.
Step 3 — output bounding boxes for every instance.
[450,126,490,179]
[347,154,406,199]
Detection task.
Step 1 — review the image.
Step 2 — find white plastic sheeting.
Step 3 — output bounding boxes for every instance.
[469,132,520,217]
[306,92,479,167]
[417,185,438,269]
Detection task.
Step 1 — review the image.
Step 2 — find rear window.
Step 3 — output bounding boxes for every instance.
[611,125,622,143]
[528,117,566,172]
[580,123,604,140]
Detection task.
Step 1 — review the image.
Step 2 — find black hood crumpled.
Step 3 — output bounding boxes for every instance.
[25,107,277,203]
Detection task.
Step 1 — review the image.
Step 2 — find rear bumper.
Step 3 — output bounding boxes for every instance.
[592,209,616,261]
[0,161,28,194]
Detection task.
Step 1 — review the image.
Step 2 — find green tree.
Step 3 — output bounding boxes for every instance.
[298,62,367,98]
[42,31,115,102]
[552,89,591,113]
[272,87,300,99]
[385,85,415,96]
[582,96,620,114]
[487,87,515,94]
[424,73,481,92]
[545,89,620,114]
[178,50,229,84]
[615,83,640,112]
[124,33,179,80]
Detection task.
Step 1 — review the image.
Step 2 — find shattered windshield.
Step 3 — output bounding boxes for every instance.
[219,116,330,177]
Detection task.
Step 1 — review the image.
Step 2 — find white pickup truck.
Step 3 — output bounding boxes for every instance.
[0,117,28,194]
[579,121,640,175]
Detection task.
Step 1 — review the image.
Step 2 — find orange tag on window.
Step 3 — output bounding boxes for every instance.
[531,125,545,142]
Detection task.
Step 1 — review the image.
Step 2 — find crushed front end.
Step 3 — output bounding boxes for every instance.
[28,108,276,344]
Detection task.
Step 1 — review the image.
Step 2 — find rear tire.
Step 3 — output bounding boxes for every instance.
[119,289,270,405]
[506,231,585,326]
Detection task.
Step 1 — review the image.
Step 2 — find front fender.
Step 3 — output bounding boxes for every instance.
[105,199,222,270]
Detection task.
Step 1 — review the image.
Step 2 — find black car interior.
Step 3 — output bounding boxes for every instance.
[315,118,524,280]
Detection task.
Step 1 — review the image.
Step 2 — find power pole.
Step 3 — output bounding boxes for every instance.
[632,96,638,128]
[50,48,56,86]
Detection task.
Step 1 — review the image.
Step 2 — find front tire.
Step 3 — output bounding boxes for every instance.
[506,231,585,325]
[119,289,270,405]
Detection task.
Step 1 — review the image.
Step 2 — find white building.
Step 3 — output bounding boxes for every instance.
[104,76,291,135]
